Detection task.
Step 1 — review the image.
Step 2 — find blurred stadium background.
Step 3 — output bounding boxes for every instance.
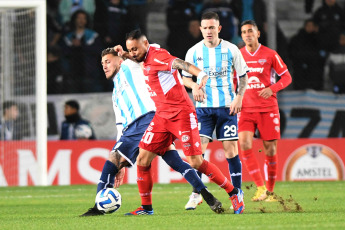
[0,0,344,187]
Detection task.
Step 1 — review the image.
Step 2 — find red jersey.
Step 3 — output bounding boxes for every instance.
[240,44,291,112]
[143,45,195,119]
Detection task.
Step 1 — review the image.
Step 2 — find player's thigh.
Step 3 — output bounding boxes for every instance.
[257,111,281,141]
[112,113,155,166]
[169,110,203,156]
[136,148,157,167]
[215,108,238,141]
[139,115,174,155]
[196,108,216,141]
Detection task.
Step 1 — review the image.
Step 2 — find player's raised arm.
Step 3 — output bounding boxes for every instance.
[113,45,137,62]
[172,58,209,89]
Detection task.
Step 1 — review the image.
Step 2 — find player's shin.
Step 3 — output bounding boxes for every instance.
[264,154,277,192]
[97,160,119,193]
[227,155,242,189]
[241,149,264,187]
[137,165,153,211]
[162,150,206,192]
[198,160,234,194]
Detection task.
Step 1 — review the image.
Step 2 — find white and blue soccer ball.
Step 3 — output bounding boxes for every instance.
[95,188,122,214]
[75,124,92,139]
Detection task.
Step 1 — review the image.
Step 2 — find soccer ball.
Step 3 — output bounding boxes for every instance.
[95,188,122,214]
[75,124,92,139]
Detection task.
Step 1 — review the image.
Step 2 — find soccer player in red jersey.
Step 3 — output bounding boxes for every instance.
[114,29,245,215]
[239,20,292,201]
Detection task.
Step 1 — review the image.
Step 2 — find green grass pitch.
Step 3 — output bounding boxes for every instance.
[0,181,344,230]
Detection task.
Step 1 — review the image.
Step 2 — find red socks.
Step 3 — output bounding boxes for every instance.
[198,160,234,193]
[137,165,153,205]
[265,155,277,192]
[241,149,264,187]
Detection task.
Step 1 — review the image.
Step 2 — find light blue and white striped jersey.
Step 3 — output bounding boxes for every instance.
[112,59,156,129]
[183,40,249,108]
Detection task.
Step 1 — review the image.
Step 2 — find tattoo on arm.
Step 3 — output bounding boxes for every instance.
[172,59,192,72]
[238,75,248,96]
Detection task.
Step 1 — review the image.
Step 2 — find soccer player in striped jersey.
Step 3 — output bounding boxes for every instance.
[182,11,249,210]
[81,48,223,216]
[239,20,292,202]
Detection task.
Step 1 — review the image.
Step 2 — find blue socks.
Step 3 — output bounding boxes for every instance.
[227,155,242,189]
[96,160,119,193]
[162,150,206,192]
[193,154,204,193]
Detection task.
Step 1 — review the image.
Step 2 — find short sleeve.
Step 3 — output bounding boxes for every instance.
[233,46,249,78]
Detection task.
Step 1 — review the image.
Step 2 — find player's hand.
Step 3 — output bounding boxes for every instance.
[114,167,125,188]
[198,75,209,89]
[229,95,243,115]
[192,83,205,102]
[114,45,124,56]
[258,87,273,99]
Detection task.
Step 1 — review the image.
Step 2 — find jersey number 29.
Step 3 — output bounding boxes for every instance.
[224,125,237,137]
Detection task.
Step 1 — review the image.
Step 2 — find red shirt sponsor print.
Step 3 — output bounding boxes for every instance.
[240,44,288,112]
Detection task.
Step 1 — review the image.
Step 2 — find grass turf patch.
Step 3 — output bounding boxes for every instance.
[0,181,344,230]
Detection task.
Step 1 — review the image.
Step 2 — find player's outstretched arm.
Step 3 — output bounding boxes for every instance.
[182,76,205,102]
[172,58,209,89]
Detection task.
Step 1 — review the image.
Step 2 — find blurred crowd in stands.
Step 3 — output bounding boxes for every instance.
[47,0,345,95]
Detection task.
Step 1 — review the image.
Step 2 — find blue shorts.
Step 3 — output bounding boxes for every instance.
[196,107,238,141]
[111,111,155,166]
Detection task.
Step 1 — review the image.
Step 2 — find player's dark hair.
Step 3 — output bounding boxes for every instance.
[101,48,118,57]
[125,29,145,41]
[241,20,258,29]
[201,11,219,21]
[65,100,80,111]
[3,101,17,115]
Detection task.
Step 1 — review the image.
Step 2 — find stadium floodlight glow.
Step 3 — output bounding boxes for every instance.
[0,0,47,186]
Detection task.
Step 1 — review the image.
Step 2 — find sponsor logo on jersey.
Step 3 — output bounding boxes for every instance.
[221,53,228,60]
[247,76,265,89]
[196,57,203,61]
[258,59,267,65]
[181,135,190,142]
[206,66,229,77]
[248,67,264,73]
[145,83,157,97]
[183,143,191,150]
[284,144,344,181]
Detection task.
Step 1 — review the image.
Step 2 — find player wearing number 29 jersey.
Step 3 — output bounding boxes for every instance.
[182,12,248,211]
[184,40,248,108]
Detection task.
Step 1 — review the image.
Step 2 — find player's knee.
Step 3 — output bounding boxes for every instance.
[136,155,151,167]
[265,146,276,156]
[109,150,127,169]
[186,156,203,169]
[239,140,251,151]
